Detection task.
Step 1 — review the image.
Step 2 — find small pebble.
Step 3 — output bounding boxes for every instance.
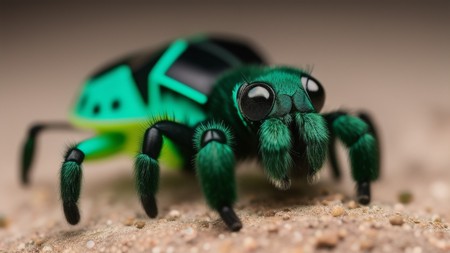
[389,215,404,226]
[86,240,95,249]
[331,206,345,217]
[182,227,197,242]
[347,201,359,209]
[123,217,135,226]
[167,210,181,221]
[282,214,290,220]
[243,237,258,251]
[198,220,210,228]
[432,215,442,223]
[263,210,276,217]
[266,224,279,233]
[315,233,339,249]
[359,239,374,251]
[42,246,53,252]
[134,221,146,229]
[338,229,348,239]
[398,191,414,204]
[284,223,292,231]
[33,237,46,246]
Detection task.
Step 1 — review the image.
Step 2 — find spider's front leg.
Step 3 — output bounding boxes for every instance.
[135,121,194,219]
[324,111,380,204]
[60,133,125,224]
[193,121,241,231]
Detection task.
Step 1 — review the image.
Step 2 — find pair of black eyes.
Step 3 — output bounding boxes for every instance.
[238,75,325,121]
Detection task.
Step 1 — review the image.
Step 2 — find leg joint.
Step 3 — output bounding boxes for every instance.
[29,124,45,137]
[142,127,163,158]
[324,111,347,132]
[65,148,84,164]
[200,129,227,148]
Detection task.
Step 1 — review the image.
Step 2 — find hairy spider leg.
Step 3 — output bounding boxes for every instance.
[21,122,73,185]
[258,118,293,190]
[323,111,380,204]
[193,121,241,231]
[60,133,126,225]
[325,111,381,180]
[357,112,381,177]
[135,121,194,219]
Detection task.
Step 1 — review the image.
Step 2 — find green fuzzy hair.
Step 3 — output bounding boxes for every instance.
[134,154,160,196]
[60,161,82,204]
[195,140,236,210]
[332,115,379,181]
[258,118,293,189]
[229,66,312,124]
[295,113,329,176]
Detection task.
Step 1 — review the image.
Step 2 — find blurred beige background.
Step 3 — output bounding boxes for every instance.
[1,0,450,228]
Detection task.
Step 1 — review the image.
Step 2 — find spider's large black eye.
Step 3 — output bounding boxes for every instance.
[301,74,325,112]
[238,83,275,121]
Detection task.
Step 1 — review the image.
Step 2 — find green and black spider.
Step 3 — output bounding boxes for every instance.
[21,34,380,231]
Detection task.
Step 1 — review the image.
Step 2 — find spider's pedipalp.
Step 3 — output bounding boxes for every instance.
[258,118,293,189]
[294,113,329,177]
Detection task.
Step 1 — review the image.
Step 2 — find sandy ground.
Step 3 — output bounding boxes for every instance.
[1,151,450,253]
[1,1,450,253]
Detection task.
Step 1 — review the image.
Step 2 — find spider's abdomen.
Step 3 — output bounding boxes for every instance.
[70,35,266,130]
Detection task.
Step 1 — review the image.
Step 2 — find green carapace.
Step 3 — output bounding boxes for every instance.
[21,35,380,231]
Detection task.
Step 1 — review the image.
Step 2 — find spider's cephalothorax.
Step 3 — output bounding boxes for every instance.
[21,35,380,231]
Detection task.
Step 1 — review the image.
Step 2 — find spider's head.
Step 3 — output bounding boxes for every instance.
[232,66,328,188]
[234,66,325,124]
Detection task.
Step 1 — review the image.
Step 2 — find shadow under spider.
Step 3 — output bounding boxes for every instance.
[79,161,350,214]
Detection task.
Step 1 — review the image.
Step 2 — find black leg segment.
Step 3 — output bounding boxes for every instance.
[135,121,194,219]
[357,181,371,205]
[218,206,242,232]
[20,122,73,185]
